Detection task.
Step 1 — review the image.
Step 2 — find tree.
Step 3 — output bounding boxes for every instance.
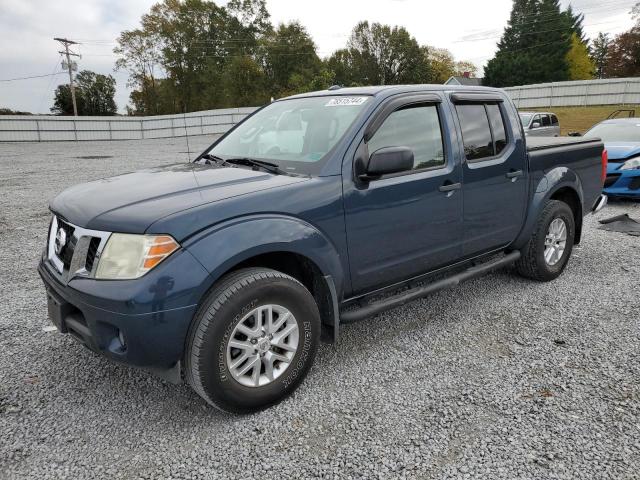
[328,21,431,86]
[605,28,640,78]
[427,47,456,83]
[51,70,117,116]
[0,108,32,115]
[591,32,611,79]
[262,22,324,98]
[484,0,575,87]
[221,55,269,107]
[114,28,163,115]
[566,32,595,80]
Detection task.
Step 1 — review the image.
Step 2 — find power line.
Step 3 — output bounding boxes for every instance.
[0,71,66,82]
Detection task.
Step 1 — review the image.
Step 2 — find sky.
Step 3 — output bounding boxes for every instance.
[0,0,636,114]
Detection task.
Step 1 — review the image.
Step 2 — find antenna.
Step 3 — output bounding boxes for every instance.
[183,107,191,162]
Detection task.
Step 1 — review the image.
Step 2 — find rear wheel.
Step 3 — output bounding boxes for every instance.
[185,268,320,413]
[516,200,575,281]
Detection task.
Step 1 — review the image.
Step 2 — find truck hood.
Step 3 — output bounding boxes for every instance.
[50,163,308,233]
[605,143,640,162]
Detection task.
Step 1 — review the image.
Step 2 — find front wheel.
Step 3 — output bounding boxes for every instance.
[516,200,575,282]
[185,268,320,413]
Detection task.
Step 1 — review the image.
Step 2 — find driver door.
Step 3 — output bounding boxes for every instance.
[343,95,464,295]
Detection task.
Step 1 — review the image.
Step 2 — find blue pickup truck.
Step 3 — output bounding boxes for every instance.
[39,85,607,413]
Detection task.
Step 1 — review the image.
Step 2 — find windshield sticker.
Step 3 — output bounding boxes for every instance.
[325,97,368,107]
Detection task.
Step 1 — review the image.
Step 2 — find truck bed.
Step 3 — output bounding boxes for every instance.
[526,136,601,152]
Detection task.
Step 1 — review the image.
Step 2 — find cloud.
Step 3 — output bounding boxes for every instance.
[0,0,634,114]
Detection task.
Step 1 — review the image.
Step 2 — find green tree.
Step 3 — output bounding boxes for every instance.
[262,22,323,98]
[566,32,595,80]
[591,32,611,79]
[51,70,117,115]
[484,0,575,87]
[221,55,269,107]
[328,21,431,86]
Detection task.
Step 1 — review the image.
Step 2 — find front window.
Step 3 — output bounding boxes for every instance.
[519,113,533,126]
[207,95,370,175]
[585,123,640,143]
[367,104,446,171]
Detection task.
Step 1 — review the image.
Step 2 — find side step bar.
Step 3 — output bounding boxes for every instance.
[340,251,521,324]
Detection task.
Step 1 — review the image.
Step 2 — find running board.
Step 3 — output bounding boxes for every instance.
[339,251,521,324]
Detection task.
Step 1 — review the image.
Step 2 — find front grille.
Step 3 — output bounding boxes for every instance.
[85,237,101,272]
[57,220,76,268]
[629,177,640,191]
[604,174,621,188]
[46,215,111,281]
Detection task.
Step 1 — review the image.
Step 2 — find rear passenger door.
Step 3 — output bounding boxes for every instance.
[451,96,528,257]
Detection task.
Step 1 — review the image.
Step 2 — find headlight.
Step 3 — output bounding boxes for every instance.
[620,158,640,170]
[95,234,179,280]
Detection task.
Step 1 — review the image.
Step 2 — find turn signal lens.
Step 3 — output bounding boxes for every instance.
[95,234,180,280]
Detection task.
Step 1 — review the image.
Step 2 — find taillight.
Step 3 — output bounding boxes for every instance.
[601,149,608,184]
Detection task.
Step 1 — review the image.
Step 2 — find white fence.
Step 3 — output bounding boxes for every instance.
[504,77,640,108]
[0,107,258,142]
[3,78,640,142]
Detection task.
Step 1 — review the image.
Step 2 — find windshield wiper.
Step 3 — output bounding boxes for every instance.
[199,153,229,166]
[224,157,287,175]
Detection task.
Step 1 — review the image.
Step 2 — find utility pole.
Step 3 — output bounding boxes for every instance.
[54,37,80,116]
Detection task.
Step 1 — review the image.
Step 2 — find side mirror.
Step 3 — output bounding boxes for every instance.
[358,146,414,181]
[568,131,582,137]
[531,122,541,129]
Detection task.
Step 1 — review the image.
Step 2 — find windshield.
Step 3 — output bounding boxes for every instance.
[584,122,640,143]
[206,95,370,175]
[519,113,533,126]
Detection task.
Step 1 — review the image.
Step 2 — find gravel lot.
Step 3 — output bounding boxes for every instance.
[1,137,639,480]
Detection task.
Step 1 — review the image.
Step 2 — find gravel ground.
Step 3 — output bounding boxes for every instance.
[1,137,639,480]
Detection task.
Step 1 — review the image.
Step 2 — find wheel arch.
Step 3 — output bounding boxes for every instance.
[512,168,584,250]
[184,215,344,342]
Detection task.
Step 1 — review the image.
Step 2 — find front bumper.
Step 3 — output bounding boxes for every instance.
[604,166,640,197]
[38,248,210,373]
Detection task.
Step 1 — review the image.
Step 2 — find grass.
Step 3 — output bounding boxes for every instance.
[519,105,640,135]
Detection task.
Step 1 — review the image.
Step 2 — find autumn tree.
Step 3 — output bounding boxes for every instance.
[566,32,595,80]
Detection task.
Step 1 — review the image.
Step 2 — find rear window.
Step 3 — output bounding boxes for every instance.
[486,104,507,155]
[456,104,493,160]
[456,103,509,161]
[551,114,559,126]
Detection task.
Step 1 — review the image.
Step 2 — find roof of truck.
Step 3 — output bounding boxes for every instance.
[284,84,503,100]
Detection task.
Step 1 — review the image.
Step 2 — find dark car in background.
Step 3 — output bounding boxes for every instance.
[585,118,640,198]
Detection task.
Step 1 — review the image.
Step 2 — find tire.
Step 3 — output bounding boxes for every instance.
[516,200,575,282]
[185,267,320,413]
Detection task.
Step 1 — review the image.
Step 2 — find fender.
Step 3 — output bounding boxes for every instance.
[182,214,345,297]
[511,166,584,250]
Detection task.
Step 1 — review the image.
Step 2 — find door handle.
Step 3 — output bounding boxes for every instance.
[506,170,524,179]
[439,182,462,193]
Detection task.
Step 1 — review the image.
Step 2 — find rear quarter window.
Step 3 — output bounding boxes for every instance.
[455,104,493,160]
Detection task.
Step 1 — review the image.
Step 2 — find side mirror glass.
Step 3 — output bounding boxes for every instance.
[359,146,414,180]
[531,122,541,129]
